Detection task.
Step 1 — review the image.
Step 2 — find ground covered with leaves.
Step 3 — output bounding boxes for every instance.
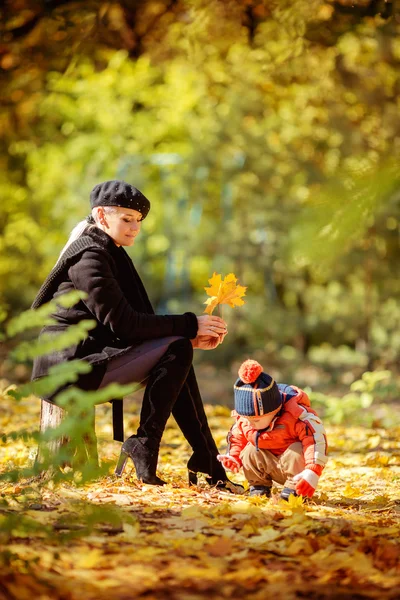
[1,390,400,600]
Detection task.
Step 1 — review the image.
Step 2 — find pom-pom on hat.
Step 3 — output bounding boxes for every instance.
[90,180,150,219]
[234,360,282,417]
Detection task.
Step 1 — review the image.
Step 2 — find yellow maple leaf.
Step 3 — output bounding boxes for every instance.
[204,272,247,315]
[286,493,306,513]
[342,483,363,498]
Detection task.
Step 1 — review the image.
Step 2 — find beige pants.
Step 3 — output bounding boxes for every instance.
[241,442,305,489]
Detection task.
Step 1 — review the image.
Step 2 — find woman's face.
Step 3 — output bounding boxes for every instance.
[98,206,143,247]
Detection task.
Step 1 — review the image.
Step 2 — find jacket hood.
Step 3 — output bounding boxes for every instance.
[283,386,313,419]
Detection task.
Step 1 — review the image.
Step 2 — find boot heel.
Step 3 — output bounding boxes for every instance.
[115,451,129,477]
[188,470,198,486]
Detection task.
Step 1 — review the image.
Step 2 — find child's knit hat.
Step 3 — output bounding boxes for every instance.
[234,360,282,417]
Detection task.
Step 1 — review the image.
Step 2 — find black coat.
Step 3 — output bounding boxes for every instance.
[31,226,198,397]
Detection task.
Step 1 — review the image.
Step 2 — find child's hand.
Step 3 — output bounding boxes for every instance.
[217,454,241,474]
[293,468,320,498]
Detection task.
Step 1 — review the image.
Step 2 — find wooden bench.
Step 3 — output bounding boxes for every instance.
[35,398,124,469]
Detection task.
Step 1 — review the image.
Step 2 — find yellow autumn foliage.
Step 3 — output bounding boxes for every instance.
[203,272,247,315]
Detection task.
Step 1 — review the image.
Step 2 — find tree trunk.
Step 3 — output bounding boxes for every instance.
[35,400,98,469]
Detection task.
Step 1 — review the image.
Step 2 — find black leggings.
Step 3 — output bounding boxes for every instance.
[99,337,223,476]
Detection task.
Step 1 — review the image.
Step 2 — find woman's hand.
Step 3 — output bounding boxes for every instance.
[196,315,227,338]
[191,331,227,350]
[194,335,220,350]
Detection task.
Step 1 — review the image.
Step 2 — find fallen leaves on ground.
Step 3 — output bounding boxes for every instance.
[0,391,400,599]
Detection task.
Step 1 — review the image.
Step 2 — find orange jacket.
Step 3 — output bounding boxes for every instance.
[226,385,328,471]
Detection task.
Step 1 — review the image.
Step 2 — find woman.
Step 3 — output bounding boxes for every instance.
[31,180,238,490]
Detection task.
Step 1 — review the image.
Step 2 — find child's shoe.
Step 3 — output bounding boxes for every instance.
[280,487,298,501]
[249,485,271,497]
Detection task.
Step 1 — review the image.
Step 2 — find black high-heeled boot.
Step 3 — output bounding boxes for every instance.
[187,452,225,485]
[115,338,194,485]
[187,452,244,493]
[115,435,166,485]
[172,367,244,494]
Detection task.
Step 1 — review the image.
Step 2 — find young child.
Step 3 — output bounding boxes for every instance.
[217,360,328,499]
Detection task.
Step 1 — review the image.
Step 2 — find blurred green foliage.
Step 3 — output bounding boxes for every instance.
[1,0,400,375]
[309,369,400,427]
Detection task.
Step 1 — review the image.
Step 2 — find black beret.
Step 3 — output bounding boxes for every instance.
[90,180,150,219]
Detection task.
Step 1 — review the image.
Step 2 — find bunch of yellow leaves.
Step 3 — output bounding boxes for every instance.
[203,272,247,315]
